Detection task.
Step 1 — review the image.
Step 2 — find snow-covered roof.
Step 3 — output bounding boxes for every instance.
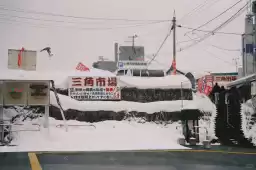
[0,68,115,87]
[118,75,191,89]
[0,70,53,81]
[227,73,256,88]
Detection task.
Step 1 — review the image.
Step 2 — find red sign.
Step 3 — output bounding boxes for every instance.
[71,77,117,87]
[76,62,90,71]
[197,75,213,96]
[214,75,237,82]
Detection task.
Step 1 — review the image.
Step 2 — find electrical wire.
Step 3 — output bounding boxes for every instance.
[177,37,242,52]
[179,2,248,52]
[184,34,236,66]
[210,44,240,52]
[147,27,172,65]
[177,37,201,44]
[178,0,222,23]
[178,0,211,21]
[0,13,160,25]
[0,16,166,31]
[0,5,169,22]
[178,25,244,35]
[184,0,244,35]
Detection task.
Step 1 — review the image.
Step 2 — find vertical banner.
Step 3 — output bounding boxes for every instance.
[197,75,213,96]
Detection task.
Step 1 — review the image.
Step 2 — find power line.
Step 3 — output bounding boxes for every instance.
[184,34,236,66]
[0,16,166,31]
[0,5,169,22]
[210,44,240,52]
[0,13,168,27]
[178,0,211,21]
[178,0,221,23]
[0,13,158,25]
[177,37,201,44]
[184,0,244,35]
[178,25,243,35]
[179,2,248,52]
[148,29,172,65]
[177,37,241,51]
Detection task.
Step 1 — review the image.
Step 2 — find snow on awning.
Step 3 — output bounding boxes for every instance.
[226,73,256,88]
[0,70,53,81]
[118,75,191,89]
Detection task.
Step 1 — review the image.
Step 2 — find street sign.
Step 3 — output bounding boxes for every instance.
[117,61,148,70]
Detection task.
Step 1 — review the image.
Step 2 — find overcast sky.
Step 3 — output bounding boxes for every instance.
[0,0,248,73]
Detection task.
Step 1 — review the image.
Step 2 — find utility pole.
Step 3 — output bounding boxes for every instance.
[126,34,138,59]
[253,0,256,74]
[172,10,177,75]
[127,34,138,47]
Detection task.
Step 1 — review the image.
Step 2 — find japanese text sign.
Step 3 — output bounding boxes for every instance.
[68,76,121,101]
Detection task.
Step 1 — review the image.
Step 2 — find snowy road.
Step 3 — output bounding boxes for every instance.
[1,149,256,170]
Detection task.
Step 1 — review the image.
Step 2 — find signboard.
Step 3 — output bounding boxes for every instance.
[8,49,37,70]
[3,82,28,106]
[197,72,238,95]
[117,61,148,70]
[27,82,50,105]
[214,75,237,82]
[119,46,144,61]
[68,76,121,101]
[197,75,213,96]
[211,72,238,83]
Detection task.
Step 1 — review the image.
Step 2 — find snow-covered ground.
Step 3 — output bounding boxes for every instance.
[193,93,217,141]
[0,92,217,152]
[0,115,189,152]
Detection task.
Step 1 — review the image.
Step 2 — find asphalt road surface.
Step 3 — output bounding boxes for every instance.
[1,148,256,170]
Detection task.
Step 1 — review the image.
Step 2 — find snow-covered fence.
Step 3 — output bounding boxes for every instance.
[54,87,193,102]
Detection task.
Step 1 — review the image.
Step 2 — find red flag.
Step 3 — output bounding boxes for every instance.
[76,62,90,71]
[18,47,25,67]
[171,59,176,75]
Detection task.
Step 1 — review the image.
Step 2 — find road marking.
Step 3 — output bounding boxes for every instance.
[28,153,42,170]
[36,149,256,155]
[141,149,256,155]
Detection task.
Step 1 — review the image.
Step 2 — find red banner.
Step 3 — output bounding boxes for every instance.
[197,75,213,96]
[76,62,90,71]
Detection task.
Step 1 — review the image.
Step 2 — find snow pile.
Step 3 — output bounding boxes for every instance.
[194,93,217,140]
[0,111,189,152]
[118,75,191,89]
[51,91,197,114]
[193,93,216,113]
[241,100,256,145]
